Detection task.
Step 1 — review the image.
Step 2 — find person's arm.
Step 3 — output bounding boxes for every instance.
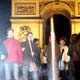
[18,42,23,64]
[21,42,26,51]
[43,47,48,57]
[0,44,8,60]
[67,44,73,57]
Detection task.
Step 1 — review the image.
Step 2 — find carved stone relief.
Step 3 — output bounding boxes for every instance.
[18,25,31,41]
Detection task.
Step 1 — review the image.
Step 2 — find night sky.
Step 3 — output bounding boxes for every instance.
[0,0,11,41]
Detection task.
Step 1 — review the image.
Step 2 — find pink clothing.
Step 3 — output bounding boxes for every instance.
[4,38,23,64]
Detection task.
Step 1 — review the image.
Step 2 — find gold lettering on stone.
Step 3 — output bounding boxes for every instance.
[15,3,36,15]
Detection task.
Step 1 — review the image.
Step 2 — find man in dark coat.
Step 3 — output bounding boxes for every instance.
[68,34,78,80]
[33,38,41,69]
[22,32,38,80]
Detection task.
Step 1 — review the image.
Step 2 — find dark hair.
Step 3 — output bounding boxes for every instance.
[73,33,80,57]
[75,33,80,50]
[7,28,14,33]
[76,33,80,42]
[59,37,67,43]
[70,34,77,43]
[27,32,33,36]
[33,38,39,43]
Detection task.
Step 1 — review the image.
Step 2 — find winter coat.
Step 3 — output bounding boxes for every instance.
[22,40,34,67]
[33,43,41,68]
[59,46,70,70]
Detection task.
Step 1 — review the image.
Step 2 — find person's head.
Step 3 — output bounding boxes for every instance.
[27,32,33,41]
[70,34,77,43]
[48,34,56,43]
[75,33,80,42]
[59,37,67,46]
[7,28,14,38]
[75,33,80,46]
[33,38,39,47]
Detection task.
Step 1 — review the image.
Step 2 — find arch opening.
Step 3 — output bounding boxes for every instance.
[45,14,71,45]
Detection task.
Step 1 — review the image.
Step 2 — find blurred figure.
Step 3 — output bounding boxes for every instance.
[4,28,23,80]
[58,37,70,80]
[0,38,7,80]
[68,34,77,80]
[75,33,80,80]
[68,33,80,80]
[22,32,38,80]
[43,35,59,80]
[33,38,41,78]
[33,38,41,70]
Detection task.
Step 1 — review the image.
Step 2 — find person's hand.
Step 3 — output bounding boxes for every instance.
[22,48,25,51]
[31,51,34,56]
[1,55,5,60]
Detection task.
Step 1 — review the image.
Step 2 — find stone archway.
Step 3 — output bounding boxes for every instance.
[40,1,73,45]
[45,14,71,45]
[40,1,74,21]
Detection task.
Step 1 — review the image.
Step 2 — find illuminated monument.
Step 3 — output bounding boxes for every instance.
[10,0,80,80]
[11,0,80,48]
[10,0,43,47]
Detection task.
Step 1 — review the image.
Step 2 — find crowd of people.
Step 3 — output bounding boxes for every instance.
[0,27,80,80]
[43,33,80,80]
[0,28,41,80]
[59,33,80,80]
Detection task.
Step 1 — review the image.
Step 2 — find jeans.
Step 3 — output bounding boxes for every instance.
[22,64,29,80]
[4,62,19,80]
[22,64,39,80]
[28,71,39,80]
[0,62,5,80]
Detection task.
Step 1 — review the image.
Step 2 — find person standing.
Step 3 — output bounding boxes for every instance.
[3,28,23,80]
[22,32,38,80]
[43,35,59,80]
[58,37,70,80]
[68,34,77,80]
[33,38,41,79]
[33,38,41,70]
[68,33,80,80]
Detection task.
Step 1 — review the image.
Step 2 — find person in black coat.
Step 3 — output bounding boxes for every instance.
[33,38,42,79]
[22,32,39,80]
[68,33,80,80]
[33,38,41,69]
[73,33,80,80]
